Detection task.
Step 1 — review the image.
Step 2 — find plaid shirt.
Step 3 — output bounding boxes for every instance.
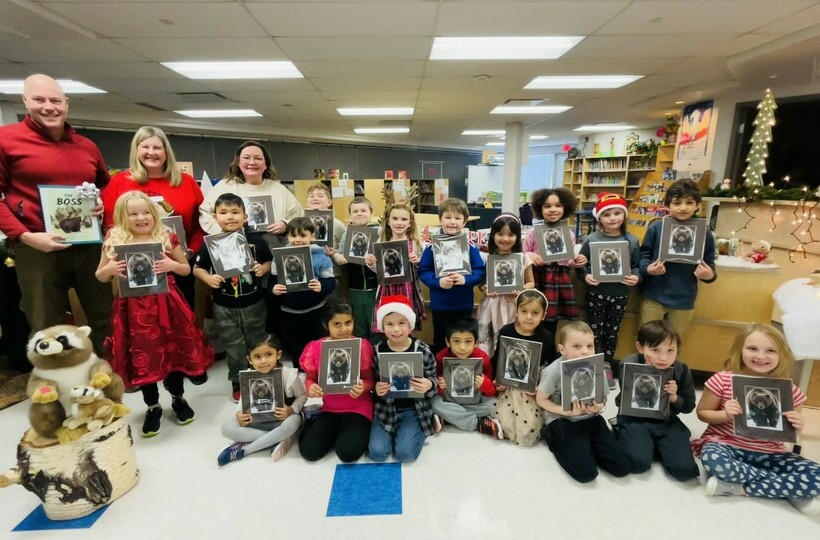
[373,338,438,436]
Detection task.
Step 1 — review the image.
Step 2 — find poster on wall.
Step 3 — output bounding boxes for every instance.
[676,100,714,162]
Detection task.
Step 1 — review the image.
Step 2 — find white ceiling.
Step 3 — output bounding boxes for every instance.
[1,0,819,150]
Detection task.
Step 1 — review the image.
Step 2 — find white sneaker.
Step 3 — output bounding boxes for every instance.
[705,476,745,497]
[787,496,820,516]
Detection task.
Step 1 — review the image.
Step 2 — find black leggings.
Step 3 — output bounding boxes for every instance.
[140,371,185,406]
[298,412,371,463]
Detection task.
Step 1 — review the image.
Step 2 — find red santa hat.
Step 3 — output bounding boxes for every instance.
[375,295,416,332]
[592,192,628,220]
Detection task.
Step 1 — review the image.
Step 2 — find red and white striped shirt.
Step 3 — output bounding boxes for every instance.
[691,371,806,457]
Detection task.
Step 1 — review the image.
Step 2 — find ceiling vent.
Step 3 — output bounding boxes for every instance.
[172,92,229,104]
[136,102,167,112]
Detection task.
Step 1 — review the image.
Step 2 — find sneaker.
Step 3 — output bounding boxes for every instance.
[477,416,504,440]
[432,414,443,434]
[787,496,820,516]
[171,397,195,424]
[232,382,240,403]
[705,476,745,497]
[142,406,162,437]
[271,434,296,461]
[217,443,246,467]
[189,372,208,386]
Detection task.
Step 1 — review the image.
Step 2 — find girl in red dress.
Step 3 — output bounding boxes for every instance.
[96,191,212,437]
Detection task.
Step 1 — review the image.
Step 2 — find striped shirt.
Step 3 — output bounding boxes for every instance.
[691,371,806,457]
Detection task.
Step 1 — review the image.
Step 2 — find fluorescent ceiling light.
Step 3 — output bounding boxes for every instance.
[574,124,636,132]
[354,127,410,134]
[529,135,549,140]
[491,105,571,114]
[337,107,413,116]
[162,61,303,79]
[175,109,262,118]
[525,75,643,89]
[462,130,506,136]
[486,142,505,147]
[0,79,106,94]
[430,36,583,60]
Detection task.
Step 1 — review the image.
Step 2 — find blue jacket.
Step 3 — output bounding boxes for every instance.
[419,242,485,312]
[639,219,716,310]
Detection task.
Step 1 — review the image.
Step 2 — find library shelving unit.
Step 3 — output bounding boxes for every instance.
[562,154,655,209]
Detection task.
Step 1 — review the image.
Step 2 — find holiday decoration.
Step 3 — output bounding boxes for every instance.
[742,89,777,187]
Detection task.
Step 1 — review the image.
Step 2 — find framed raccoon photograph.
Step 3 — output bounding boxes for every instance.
[242,196,274,233]
[486,253,524,294]
[534,222,574,263]
[38,184,103,245]
[443,357,483,405]
[114,243,169,298]
[239,368,285,426]
[160,215,188,253]
[658,217,707,264]
[589,241,630,283]
[305,209,334,246]
[204,230,255,278]
[273,245,314,292]
[374,240,411,285]
[378,352,424,399]
[343,225,379,265]
[731,375,796,443]
[431,232,471,278]
[619,362,673,420]
[319,338,362,394]
[496,335,542,392]
[560,353,605,412]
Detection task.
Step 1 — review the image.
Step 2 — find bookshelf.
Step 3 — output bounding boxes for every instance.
[562,154,655,209]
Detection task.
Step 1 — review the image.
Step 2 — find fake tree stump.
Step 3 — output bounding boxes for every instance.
[0,417,138,520]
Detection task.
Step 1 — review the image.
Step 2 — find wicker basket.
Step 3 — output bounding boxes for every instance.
[0,417,138,520]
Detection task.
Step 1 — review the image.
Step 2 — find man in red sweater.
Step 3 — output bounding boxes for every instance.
[0,74,112,355]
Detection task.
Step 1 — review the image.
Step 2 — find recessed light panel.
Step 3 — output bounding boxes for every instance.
[162,61,303,79]
[462,130,506,136]
[431,36,584,60]
[354,127,410,134]
[574,124,636,132]
[337,108,413,116]
[0,79,106,94]
[491,105,571,114]
[524,75,643,89]
[175,109,262,118]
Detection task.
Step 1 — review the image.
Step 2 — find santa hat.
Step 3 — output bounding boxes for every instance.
[592,192,628,220]
[375,295,416,332]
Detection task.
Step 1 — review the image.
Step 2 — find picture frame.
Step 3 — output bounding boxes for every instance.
[731,374,796,443]
[160,215,188,254]
[37,184,103,244]
[658,217,707,264]
[378,352,424,399]
[242,196,274,233]
[431,232,471,278]
[113,242,168,298]
[239,368,285,426]
[589,240,630,283]
[618,362,672,420]
[203,230,254,278]
[486,253,524,294]
[343,225,379,265]
[443,357,483,405]
[374,240,411,285]
[534,222,574,263]
[274,245,314,292]
[319,338,362,395]
[560,353,606,412]
[305,209,334,247]
[495,335,542,392]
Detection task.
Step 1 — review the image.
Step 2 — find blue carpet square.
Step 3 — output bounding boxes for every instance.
[13,505,108,531]
[326,462,402,517]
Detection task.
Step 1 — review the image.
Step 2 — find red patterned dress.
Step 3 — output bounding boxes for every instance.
[106,234,213,388]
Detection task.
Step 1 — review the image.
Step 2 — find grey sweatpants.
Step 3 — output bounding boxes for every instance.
[431,395,496,431]
[220,414,301,455]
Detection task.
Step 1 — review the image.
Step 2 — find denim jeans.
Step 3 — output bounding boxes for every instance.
[368,408,427,463]
[213,300,268,382]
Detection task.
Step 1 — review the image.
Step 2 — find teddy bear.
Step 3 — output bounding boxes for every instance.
[743,240,773,264]
[27,325,125,443]
[63,385,129,433]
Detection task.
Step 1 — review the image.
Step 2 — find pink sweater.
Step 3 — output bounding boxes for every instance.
[301,337,375,421]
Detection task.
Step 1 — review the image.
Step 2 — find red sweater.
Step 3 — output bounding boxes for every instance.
[0,116,109,239]
[435,346,497,397]
[102,171,205,253]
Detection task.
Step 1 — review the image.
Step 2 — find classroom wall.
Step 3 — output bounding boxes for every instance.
[77,128,481,206]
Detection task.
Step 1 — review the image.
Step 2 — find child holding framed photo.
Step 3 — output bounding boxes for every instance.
[614,320,698,481]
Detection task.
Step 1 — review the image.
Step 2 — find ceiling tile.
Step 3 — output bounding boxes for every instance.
[195,79,316,93]
[277,37,431,61]
[755,3,820,33]
[566,35,732,59]
[24,62,183,81]
[311,77,421,90]
[114,38,288,62]
[297,61,425,78]
[0,39,148,63]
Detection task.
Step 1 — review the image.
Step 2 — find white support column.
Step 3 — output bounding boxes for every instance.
[502,121,525,213]
[0,102,20,126]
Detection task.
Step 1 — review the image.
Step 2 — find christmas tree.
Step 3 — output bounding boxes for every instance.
[742,88,777,187]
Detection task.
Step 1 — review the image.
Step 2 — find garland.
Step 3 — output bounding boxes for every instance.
[703,185,819,202]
